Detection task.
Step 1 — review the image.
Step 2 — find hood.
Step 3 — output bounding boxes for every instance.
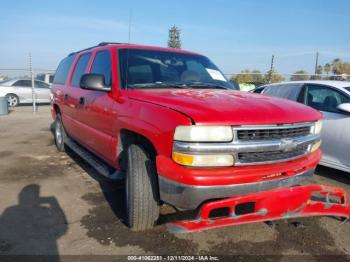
[128,89,322,125]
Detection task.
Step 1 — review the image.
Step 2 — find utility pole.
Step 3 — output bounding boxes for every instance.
[29,53,36,113]
[314,51,319,76]
[268,54,275,83]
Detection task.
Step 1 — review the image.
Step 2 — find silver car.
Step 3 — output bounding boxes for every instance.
[260,80,350,173]
[0,79,51,107]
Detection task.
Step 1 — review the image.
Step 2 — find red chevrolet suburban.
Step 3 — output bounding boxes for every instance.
[51,43,350,232]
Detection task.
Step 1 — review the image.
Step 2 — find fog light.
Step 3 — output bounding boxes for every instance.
[311,141,322,152]
[172,152,234,167]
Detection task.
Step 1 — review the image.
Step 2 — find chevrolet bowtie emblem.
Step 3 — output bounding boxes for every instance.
[280,138,298,152]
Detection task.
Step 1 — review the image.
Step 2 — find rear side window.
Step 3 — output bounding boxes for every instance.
[53,55,76,85]
[345,87,350,92]
[71,53,91,87]
[90,51,112,86]
[263,84,302,101]
[13,80,32,87]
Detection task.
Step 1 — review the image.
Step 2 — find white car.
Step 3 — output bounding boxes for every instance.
[260,80,350,173]
[0,79,51,107]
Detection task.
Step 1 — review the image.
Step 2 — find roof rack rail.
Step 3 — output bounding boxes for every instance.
[68,42,125,56]
[98,42,123,46]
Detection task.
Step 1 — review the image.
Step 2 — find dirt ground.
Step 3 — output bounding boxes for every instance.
[0,106,350,261]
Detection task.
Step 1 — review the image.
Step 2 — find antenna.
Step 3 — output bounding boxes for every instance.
[128,9,133,44]
[125,9,133,90]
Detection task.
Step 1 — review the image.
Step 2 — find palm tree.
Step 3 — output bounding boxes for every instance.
[324,63,331,79]
[332,58,343,75]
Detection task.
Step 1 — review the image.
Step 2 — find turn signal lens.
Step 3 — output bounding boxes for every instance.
[172,152,194,166]
[172,152,234,167]
[311,141,322,152]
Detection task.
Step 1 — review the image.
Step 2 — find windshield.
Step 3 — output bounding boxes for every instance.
[118,49,235,90]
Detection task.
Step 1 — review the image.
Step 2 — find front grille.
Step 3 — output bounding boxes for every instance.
[237,145,309,164]
[237,126,311,140]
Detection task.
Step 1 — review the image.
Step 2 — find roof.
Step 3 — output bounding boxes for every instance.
[263,80,350,95]
[69,42,199,56]
[0,78,47,86]
[265,80,350,88]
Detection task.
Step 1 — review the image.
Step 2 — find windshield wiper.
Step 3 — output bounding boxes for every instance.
[186,82,229,90]
[128,82,230,90]
[128,82,189,89]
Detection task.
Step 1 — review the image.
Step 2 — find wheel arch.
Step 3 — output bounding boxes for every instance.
[119,129,158,164]
[120,129,161,204]
[52,103,61,119]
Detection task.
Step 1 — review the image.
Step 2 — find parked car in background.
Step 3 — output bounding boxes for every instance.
[36,73,55,84]
[260,80,350,173]
[0,79,51,106]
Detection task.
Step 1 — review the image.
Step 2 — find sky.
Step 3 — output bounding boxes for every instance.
[0,0,350,76]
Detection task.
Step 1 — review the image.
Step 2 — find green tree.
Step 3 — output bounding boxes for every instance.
[265,69,285,83]
[291,70,309,81]
[332,58,343,75]
[324,63,331,78]
[251,70,264,83]
[168,25,181,49]
[232,70,253,84]
[311,65,323,80]
[232,69,264,84]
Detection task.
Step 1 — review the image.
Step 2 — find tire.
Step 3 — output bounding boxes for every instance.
[126,144,159,231]
[6,94,19,107]
[54,114,66,152]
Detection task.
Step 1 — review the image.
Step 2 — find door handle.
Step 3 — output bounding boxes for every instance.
[64,94,69,101]
[79,96,85,105]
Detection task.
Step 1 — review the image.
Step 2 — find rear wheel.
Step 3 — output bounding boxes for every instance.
[6,94,19,107]
[54,114,66,152]
[126,144,159,231]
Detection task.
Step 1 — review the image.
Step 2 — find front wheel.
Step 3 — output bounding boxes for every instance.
[6,94,19,107]
[126,144,159,231]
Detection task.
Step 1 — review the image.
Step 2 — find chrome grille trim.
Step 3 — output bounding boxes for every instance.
[237,126,311,140]
[173,134,319,154]
[173,122,319,166]
[237,145,309,164]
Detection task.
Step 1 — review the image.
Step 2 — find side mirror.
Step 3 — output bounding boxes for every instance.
[80,74,111,92]
[337,103,350,114]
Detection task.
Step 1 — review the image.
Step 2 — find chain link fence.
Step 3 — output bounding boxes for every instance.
[224,72,350,91]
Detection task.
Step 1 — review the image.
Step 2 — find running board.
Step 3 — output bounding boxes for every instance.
[65,138,124,180]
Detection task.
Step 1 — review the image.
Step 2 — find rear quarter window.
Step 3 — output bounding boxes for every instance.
[263,84,302,101]
[53,55,76,85]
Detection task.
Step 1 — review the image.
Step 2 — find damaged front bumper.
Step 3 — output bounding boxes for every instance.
[167,184,350,233]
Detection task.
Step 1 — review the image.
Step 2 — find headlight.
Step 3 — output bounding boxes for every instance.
[172,152,234,167]
[311,120,323,135]
[174,126,233,142]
